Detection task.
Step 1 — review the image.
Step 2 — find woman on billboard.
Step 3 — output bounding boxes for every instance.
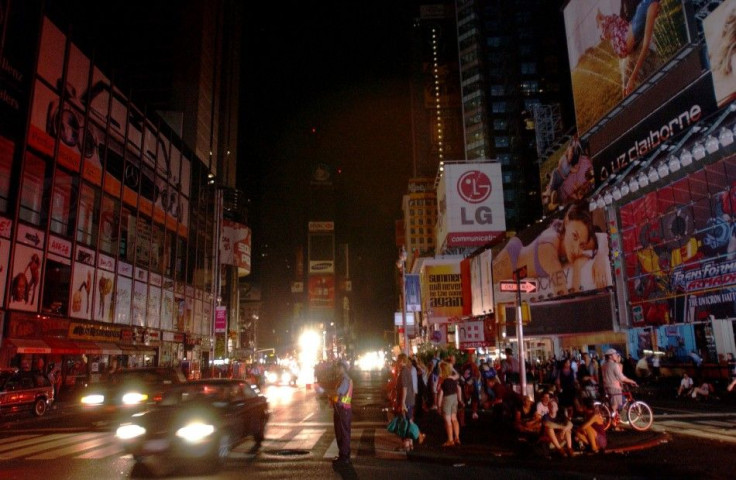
[493,203,609,296]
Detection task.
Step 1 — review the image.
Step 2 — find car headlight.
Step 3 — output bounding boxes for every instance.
[175,422,215,443]
[281,371,292,383]
[116,424,146,440]
[122,392,149,405]
[81,394,105,405]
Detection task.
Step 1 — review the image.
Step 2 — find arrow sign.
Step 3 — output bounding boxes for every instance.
[499,279,538,293]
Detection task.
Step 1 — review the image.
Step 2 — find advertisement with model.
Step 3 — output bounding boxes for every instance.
[563,0,691,135]
[436,162,505,249]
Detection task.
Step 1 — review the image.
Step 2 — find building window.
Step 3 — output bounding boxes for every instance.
[99,195,120,255]
[495,136,510,148]
[492,102,507,113]
[50,169,77,237]
[41,259,71,316]
[521,62,537,75]
[76,183,99,246]
[19,152,48,225]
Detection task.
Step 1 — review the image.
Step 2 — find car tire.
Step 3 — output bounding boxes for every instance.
[254,415,267,445]
[211,433,230,467]
[33,398,47,417]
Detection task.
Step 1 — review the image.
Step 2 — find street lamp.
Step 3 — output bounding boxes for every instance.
[397,246,410,356]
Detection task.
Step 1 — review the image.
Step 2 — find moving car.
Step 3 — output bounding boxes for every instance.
[80,367,187,423]
[0,369,54,417]
[116,378,270,474]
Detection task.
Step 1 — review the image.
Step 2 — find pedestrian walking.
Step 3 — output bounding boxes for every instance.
[331,360,353,466]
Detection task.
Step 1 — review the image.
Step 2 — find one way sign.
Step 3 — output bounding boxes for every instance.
[499,279,538,293]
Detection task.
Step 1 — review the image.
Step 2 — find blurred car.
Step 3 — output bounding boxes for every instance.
[0,369,54,417]
[265,365,298,386]
[79,367,187,423]
[115,378,270,474]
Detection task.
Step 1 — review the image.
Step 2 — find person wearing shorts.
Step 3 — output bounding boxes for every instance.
[436,361,462,447]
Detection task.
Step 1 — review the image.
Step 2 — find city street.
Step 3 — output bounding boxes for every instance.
[0,369,735,479]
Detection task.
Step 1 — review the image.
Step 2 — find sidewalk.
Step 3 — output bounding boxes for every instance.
[401,407,670,466]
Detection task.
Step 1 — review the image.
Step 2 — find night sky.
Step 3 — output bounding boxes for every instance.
[240,2,419,351]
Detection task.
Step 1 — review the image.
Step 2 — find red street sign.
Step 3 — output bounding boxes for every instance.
[513,265,527,281]
[499,279,538,293]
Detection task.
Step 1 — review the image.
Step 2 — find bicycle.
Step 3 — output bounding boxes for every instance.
[593,386,653,431]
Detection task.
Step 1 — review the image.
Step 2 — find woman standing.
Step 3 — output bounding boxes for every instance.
[436,361,463,447]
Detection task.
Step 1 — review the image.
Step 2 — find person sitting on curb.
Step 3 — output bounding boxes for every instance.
[692,379,716,401]
[574,398,606,454]
[513,395,542,438]
[677,373,694,398]
[537,390,575,457]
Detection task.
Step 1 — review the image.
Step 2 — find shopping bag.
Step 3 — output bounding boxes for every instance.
[407,421,420,441]
[387,415,410,437]
[387,416,401,434]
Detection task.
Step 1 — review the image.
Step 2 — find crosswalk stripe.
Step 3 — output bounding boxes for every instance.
[75,443,124,459]
[322,428,364,459]
[0,434,77,456]
[28,433,110,459]
[282,428,325,451]
[0,433,98,460]
[0,435,41,445]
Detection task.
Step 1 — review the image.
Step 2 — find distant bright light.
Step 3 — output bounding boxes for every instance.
[357,351,385,371]
[298,330,321,386]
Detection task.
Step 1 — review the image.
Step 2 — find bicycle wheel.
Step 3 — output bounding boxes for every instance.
[594,401,612,431]
[626,400,653,431]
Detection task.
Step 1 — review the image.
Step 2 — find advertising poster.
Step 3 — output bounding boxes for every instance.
[620,155,736,325]
[36,17,65,87]
[493,203,612,304]
[704,1,736,107]
[308,274,335,309]
[470,255,484,317]
[161,288,174,331]
[458,320,487,349]
[70,261,95,320]
[0,235,10,307]
[405,274,421,312]
[564,0,690,134]
[8,244,42,312]
[539,136,594,214]
[422,261,463,322]
[132,281,147,327]
[147,285,161,329]
[114,275,131,324]
[93,268,114,323]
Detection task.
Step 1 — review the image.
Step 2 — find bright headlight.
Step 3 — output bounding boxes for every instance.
[266,372,278,383]
[122,392,149,405]
[116,424,146,440]
[281,371,292,383]
[176,422,215,443]
[81,394,105,405]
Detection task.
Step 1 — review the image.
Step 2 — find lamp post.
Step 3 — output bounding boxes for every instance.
[397,246,410,356]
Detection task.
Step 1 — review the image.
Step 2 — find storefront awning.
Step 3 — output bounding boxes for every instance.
[94,343,122,355]
[5,338,51,354]
[44,338,84,354]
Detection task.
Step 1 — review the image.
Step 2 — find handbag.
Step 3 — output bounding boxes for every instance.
[387,415,410,437]
[407,421,420,440]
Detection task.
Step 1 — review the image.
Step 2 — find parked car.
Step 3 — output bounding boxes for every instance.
[116,378,270,474]
[80,367,187,423]
[0,369,54,417]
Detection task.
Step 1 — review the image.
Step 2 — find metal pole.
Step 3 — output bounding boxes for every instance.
[515,270,527,400]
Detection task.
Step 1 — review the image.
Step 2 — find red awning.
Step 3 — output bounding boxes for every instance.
[44,338,84,355]
[4,338,52,354]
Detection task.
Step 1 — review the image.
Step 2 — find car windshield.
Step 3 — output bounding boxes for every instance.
[110,369,184,386]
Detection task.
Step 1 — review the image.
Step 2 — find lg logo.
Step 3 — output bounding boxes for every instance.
[457,170,491,204]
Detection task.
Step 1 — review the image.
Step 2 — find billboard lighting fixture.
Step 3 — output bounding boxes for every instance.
[657,162,670,179]
[620,182,630,197]
[611,186,622,201]
[648,168,660,183]
[706,135,720,154]
[637,172,649,188]
[719,127,734,147]
[668,155,681,173]
[629,177,640,193]
[589,199,598,212]
[596,196,606,210]
[603,191,613,205]
[692,143,706,161]
[680,149,693,167]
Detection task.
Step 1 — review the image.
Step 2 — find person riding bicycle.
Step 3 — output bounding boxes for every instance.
[601,349,637,428]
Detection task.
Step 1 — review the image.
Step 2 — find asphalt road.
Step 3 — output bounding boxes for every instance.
[0,369,734,479]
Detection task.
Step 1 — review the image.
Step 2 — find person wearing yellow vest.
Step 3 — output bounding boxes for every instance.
[332,359,353,467]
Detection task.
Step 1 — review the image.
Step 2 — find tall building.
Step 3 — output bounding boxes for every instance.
[403,2,464,264]
[0,1,244,379]
[455,0,573,231]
